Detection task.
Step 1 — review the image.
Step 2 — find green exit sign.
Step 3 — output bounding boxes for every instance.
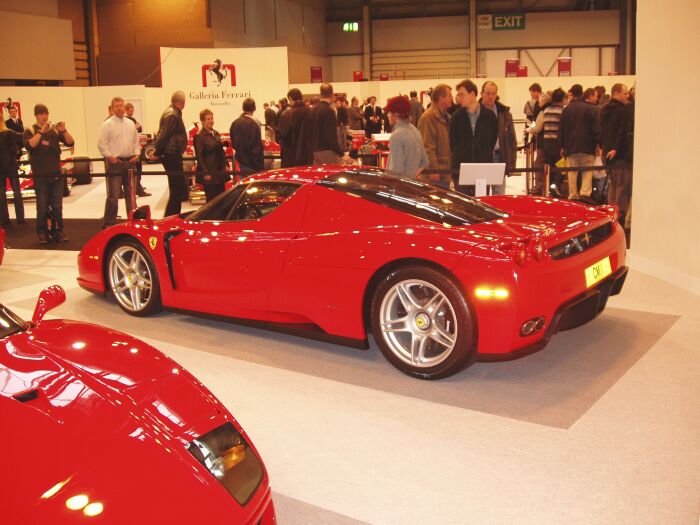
[493,14,526,30]
[342,21,359,32]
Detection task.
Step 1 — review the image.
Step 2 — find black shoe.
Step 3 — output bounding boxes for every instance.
[1,221,11,228]
[56,230,69,242]
[137,191,152,197]
[37,232,49,244]
[17,219,25,224]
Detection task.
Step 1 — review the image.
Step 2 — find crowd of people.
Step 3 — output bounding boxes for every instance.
[0,77,635,245]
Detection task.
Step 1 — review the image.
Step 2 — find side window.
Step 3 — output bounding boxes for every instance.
[228,182,301,221]
[188,184,246,221]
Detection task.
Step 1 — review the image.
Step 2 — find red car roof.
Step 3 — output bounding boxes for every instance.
[242,164,382,185]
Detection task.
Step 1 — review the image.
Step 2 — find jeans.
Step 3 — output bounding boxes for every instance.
[163,154,187,217]
[34,177,64,234]
[103,160,135,226]
[489,150,506,195]
[607,160,632,217]
[1,174,25,224]
[566,153,596,199]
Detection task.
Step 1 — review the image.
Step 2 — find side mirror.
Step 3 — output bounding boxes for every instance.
[32,285,66,325]
[129,205,152,223]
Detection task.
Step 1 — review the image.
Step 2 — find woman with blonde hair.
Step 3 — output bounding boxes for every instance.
[0,117,25,226]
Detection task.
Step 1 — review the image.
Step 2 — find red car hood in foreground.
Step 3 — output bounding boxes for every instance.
[1,311,274,524]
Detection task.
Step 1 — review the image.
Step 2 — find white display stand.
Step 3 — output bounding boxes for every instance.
[458,163,506,197]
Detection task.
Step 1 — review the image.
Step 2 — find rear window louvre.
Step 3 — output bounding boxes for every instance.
[548,222,613,260]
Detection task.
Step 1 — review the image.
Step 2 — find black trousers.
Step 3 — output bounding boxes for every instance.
[204,183,226,202]
[0,174,25,224]
[162,154,187,217]
[34,177,64,234]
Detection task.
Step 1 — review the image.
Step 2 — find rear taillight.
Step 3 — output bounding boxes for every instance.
[510,242,529,266]
[529,238,545,261]
[509,239,545,266]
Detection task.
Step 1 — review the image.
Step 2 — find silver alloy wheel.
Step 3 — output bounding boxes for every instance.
[108,246,153,313]
[379,279,458,368]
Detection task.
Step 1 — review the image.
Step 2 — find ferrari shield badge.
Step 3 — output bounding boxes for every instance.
[149,237,158,250]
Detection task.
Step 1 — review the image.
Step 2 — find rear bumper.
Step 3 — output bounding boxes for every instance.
[478,265,628,362]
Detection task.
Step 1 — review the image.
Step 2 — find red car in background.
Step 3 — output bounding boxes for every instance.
[78,166,627,380]
[0,286,276,524]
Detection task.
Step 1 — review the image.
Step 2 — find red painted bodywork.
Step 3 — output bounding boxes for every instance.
[0,291,275,524]
[78,165,627,358]
[0,227,5,265]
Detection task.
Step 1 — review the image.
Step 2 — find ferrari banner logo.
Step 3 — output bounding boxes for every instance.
[149,237,158,250]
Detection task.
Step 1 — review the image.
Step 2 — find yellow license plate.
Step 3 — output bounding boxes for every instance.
[584,256,612,288]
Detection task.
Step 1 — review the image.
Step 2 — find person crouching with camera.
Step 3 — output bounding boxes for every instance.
[24,103,74,244]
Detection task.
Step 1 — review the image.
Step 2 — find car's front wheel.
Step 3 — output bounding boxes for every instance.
[370,266,477,380]
[107,240,161,316]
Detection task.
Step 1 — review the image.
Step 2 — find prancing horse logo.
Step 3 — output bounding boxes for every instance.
[202,59,236,87]
[149,237,158,250]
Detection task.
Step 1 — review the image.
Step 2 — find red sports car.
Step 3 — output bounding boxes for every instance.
[1,286,276,523]
[78,166,627,379]
[0,226,5,265]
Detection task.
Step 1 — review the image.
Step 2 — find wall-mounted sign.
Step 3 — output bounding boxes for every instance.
[353,70,364,82]
[493,14,526,31]
[558,57,572,77]
[505,59,519,77]
[310,66,323,83]
[517,65,528,77]
[379,74,389,81]
[342,22,359,32]
[477,15,492,30]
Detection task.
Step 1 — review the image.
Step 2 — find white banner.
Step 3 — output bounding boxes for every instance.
[159,46,289,131]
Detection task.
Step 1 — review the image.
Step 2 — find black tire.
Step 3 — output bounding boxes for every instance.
[370,265,477,380]
[106,239,162,316]
[71,157,93,185]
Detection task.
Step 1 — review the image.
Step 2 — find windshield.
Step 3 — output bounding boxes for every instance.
[318,169,508,226]
[0,304,27,339]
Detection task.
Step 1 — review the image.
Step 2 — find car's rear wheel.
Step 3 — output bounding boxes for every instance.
[370,266,477,380]
[107,240,161,316]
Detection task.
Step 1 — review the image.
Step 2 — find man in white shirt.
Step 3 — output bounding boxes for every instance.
[98,96,140,228]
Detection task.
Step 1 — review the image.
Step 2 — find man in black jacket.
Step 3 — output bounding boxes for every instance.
[601,83,631,222]
[449,79,499,195]
[309,83,343,165]
[364,96,382,137]
[480,81,517,195]
[230,98,264,174]
[277,88,312,167]
[156,91,188,217]
[560,84,602,200]
[5,105,23,133]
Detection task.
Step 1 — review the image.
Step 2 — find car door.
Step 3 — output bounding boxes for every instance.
[167,181,308,321]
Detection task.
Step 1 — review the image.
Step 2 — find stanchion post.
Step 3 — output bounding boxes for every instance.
[525,143,532,194]
[544,164,551,197]
[127,168,137,211]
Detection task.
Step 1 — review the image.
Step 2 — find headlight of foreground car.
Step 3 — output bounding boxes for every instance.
[186,422,264,506]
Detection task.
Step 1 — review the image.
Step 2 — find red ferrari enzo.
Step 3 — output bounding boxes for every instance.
[1,286,276,523]
[78,166,627,379]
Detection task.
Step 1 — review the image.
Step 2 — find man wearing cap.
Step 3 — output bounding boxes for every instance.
[385,96,428,179]
[24,103,74,243]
